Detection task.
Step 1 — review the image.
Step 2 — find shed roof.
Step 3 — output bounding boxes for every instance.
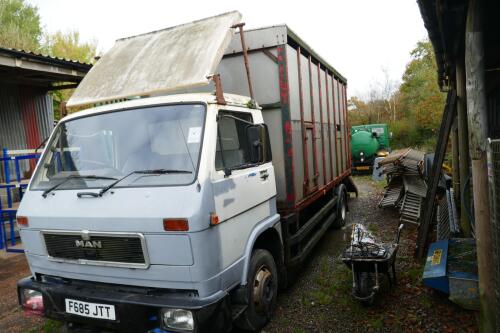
[417,0,500,90]
[0,47,92,88]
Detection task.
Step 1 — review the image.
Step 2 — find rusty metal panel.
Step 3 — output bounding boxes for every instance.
[327,74,338,179]
[292,120,305,201]
[286,45,301,122]
[319,67,330,184]
[0,84,53,182]
[306,128,315,190]
[300,53,312,122]
[0,84,26,151]
[333,78,342,175]
[34,92,54,140]
[310,61,323,186]
[68,11,242,107]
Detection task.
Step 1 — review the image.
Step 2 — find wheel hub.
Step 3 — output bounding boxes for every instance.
[253,265,273,312]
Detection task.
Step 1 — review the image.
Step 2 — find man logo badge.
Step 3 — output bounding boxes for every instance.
[75,240,102,249]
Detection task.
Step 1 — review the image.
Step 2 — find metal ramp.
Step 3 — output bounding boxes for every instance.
[400,192,423,225]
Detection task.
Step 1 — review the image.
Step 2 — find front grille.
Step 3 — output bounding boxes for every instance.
[43,233,146,266]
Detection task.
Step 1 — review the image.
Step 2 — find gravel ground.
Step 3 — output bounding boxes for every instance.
[264,176,478,333]
[0,252,43,332]
[0,176,478,332]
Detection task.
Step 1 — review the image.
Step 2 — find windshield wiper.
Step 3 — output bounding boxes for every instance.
[42,175,117,198]
[98,169,192,197]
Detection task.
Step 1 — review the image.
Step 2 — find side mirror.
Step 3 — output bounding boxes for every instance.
[246,124,271,164]
[246,125,265,163]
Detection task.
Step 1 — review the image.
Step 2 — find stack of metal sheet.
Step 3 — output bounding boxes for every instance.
[378,149,425,177]
[378,149,427,225]
[379,177,403,208]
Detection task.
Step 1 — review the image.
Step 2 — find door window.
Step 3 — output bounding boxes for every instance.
[216,111,253,170]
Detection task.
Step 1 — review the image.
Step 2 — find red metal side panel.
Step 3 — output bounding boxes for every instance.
[277,46,296,209]
[324,72,334,181]
[317,64,327,185]
[296,47,310,196]
[342,84,351,169]
[308,56,319,190]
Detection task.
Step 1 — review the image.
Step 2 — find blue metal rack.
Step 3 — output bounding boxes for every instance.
[0,148,41,253]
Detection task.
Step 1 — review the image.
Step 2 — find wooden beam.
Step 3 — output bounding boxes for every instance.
[456,58,471,237]
[465,0,496,331]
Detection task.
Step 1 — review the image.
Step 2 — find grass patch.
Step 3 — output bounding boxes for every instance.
[23,320,62,333]
[403,265,423,284]
[308,290,334,305]
[370,315,384,330]
[367,223,379,233]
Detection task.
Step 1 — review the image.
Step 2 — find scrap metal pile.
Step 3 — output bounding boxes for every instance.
[377,149,428,225]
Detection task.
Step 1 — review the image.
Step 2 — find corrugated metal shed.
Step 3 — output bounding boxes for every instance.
[0,48,91,182]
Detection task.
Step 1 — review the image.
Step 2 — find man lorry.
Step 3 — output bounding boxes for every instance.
[17,12,356,332]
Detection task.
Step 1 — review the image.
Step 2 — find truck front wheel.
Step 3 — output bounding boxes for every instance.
[235,249,278,331]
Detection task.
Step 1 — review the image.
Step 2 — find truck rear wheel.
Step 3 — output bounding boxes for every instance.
[235,249,278,331]
[332,187,347,229]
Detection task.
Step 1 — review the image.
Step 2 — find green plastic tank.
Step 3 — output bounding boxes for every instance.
[351,130,380,161]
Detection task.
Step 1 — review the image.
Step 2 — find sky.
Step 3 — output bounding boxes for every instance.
[28,0,428,99]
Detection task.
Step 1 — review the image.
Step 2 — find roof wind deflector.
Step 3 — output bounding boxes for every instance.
[67,11,242,107]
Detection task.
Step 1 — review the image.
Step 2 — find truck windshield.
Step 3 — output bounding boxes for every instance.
[31,103,205,191]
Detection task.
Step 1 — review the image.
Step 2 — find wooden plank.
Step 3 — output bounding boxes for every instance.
[416,89,457,258]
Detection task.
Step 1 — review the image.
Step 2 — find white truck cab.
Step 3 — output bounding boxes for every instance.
[17,11,355,333]
[18,93,280,332]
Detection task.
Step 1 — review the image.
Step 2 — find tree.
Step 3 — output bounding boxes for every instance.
[41,30,98,116]
[42,30,97,64]
[399,40,445,138]
[0,0,42,50]
[348,39,444,151]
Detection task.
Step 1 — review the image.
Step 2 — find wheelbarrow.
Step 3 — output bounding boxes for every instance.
[341,223,404,305]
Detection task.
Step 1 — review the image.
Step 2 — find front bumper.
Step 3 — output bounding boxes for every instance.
[18,275,231,333]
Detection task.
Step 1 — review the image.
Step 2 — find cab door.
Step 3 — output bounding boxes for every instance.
[211,109,276,269]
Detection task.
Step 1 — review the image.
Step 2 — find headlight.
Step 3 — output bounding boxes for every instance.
[360,152,364,156]
[20,288,44,316]
[162,308,194,331]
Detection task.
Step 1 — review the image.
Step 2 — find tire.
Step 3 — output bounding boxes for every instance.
[332,187,347,229]
[354,272,375,306]
[359,272,375,306]
[235,249,278,331]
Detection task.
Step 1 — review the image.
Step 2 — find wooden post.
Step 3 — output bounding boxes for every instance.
[456,59,472,237]
[465,0,496,330]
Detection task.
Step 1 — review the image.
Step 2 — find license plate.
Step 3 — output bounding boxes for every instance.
[356,166,370,170]
[65,299,116,320]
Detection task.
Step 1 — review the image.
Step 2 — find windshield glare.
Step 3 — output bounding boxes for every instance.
[31,104,206,191]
